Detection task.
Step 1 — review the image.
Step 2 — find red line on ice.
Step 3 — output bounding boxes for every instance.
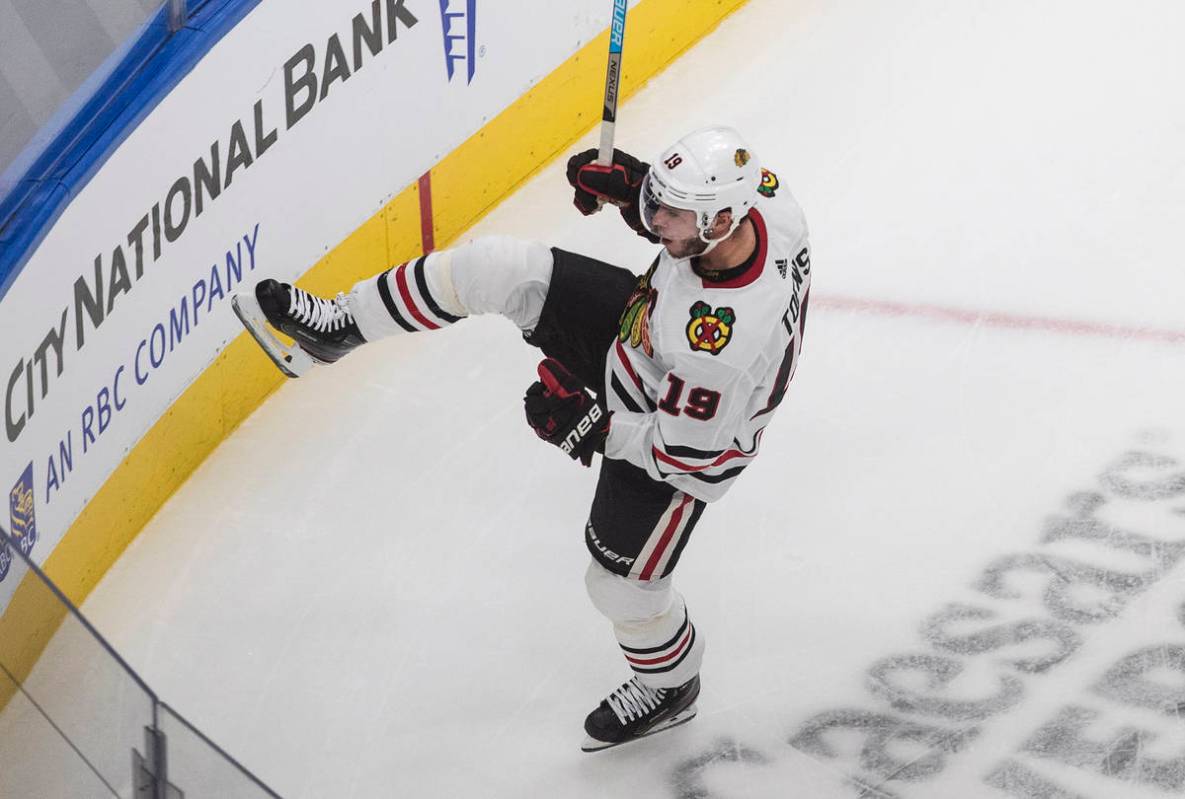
[815,295,1185,345]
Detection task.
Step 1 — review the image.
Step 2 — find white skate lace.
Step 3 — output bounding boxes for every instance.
[606,678,666,724]
[288,288,355,333]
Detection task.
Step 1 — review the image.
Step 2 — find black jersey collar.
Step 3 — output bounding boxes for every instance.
[690,209,768,289]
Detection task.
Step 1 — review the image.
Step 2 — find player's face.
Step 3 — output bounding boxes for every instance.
[641,186,709,259]
[649,204,708,259]
[640,173,711,258]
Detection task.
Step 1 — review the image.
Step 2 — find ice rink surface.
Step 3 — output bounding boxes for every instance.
[76,0,1185,796]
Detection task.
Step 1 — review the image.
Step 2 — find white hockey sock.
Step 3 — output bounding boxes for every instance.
[585,560,704,690]
[348,236,554,341]
[616,602,704,690]
[349,252,467,341]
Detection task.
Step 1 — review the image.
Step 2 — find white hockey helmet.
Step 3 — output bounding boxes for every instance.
[640,126,762,250]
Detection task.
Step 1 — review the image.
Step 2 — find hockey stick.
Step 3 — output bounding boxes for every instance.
[593,0,629,210]
[598,0,628,165]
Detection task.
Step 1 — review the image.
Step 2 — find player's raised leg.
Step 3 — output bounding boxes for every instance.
[234,236,554,376]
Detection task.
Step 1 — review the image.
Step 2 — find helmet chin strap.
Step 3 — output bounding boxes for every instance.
[642,193,742,261]
[692,212,744,257]
[694,237,723,257]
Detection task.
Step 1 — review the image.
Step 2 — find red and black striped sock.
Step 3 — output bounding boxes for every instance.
[350,253,467,340]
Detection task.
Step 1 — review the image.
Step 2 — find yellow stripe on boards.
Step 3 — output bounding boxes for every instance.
[0,182,424,710]
[0,0,750,709]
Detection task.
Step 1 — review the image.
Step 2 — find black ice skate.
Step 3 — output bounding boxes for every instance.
[232,280,365,378]
[582,675,700,752]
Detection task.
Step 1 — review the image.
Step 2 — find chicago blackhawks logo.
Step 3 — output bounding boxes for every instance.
[618,263,658,357]
[686,301,735,355]
[758,168,780,198]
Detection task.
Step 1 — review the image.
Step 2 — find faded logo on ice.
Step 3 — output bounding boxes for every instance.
[667,436,1185,798]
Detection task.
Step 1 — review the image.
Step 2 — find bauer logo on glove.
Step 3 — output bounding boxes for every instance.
[524,358,610,466]
[561,404,604,456]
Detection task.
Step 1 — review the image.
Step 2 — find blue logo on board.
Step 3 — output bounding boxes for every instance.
[1,463,37,583]
[439,0,478,84]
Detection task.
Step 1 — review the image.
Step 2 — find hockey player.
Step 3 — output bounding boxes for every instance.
[235,126,811,751]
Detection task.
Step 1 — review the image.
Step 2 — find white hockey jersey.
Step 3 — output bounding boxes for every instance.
[603,173,811,502]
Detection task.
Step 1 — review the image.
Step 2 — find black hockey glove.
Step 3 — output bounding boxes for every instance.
[524,358,610,467]
[566,148,660,243]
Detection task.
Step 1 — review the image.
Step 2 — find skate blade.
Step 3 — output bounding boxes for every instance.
[580,705,698,753]
[231,292,316,379]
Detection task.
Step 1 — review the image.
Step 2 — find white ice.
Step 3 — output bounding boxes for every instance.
[42,0,1185,796]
